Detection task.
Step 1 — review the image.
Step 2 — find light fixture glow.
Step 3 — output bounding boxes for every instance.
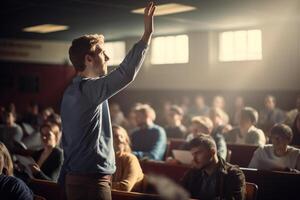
[23,24,69,33]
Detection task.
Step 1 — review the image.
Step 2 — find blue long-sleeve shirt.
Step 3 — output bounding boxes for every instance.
[131,124,167,161]
[58,40,148,184]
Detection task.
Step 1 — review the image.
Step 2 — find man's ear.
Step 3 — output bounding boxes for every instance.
[84,54,93,66]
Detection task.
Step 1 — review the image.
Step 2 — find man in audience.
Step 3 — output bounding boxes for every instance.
[59,3,156,200]
[109,102,128,127]
[259,95,286,134]
[189,95,210,117]
[186,116,227,160]
[22,102,40,129]
[231,96,245,126]
[0,111,24,153]
[181,135,246,200]
[131,104,167,161]
[225,107,266,146]
[165,105,187,139]
[286,95,300,126]
[249,124,300,172]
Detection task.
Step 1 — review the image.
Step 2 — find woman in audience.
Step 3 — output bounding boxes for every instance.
[112,125,144,192]
[29,122,63,181]
[249,124,300,172]
[0,142,33,199]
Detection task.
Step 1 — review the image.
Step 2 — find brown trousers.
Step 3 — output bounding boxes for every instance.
[65,173,112,200]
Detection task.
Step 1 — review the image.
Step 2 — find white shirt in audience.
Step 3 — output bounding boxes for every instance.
[249,144,300,171]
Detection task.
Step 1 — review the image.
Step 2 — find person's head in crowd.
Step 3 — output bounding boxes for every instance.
[112,125,131,154]
[189,116,213,136]
[109,102,126,125]
[270,124,293,156]
[40,123,61,149]
[29,102,39,115]
[166,105,184,127]
[3,111,16,127]
[134,104,156,128]
[47,113,62,129]
[0,142,14,176]
[195,95,206,110]
[6,102,16,115]
[69,34,110,78]
[239,107,259,129]
[234,96,245,110]
[41,107,55,122]
[209,107,228,127]
[188,135,218,169]
[264,95,276,110]
[212,95,226,110]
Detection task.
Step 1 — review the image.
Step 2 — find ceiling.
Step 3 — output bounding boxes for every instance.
[1,0,299,41]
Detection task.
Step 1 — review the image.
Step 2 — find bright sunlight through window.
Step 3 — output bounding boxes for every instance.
[219,29,262,62]
[151,34,189,64]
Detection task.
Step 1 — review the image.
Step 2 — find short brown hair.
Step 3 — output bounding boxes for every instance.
[69,34,104,71]
[188,134,217,151]
[271,124,293,142]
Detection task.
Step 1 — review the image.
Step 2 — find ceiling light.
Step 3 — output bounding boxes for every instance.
[131,3,196,16]
[22,24,69,33]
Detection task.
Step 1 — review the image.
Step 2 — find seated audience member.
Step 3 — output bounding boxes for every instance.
[188,95,210,117]
[232,96,245,126]
[165,105,187,139]
[259,95,286,133]
[0,111,24,153]
[0,142,33,199]
[112,125,144,192]
[249,124,300,172]
[181,135,246,200]
[285,95,300,126]
[212,95,229,124]
[131,104,167,161]
[39,107,55,125]
[291,113,300,145]
[22,102,40,129]
[186,116,227,160]
[225,107,266,146]
[29,122,63,181]
[109,102,128,127]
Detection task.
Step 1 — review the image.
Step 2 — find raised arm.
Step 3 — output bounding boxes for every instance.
[82,2,156,105]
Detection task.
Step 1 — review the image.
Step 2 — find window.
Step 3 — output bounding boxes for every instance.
[219,29,262,62]
[105,41,125,66]
[151,34,189,64]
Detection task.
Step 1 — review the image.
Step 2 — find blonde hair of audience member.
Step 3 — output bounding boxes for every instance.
[0,142,14,176]
[212,95,226,110]
[112,125,144,192]
[209,107,229,127]
[134,104,156,127]
[112,125,132,154]
[190,116,213,135]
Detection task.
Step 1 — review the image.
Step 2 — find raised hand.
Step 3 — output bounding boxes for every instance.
[142,2,156,44]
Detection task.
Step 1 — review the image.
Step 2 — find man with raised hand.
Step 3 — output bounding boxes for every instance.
[59,2,156,200]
